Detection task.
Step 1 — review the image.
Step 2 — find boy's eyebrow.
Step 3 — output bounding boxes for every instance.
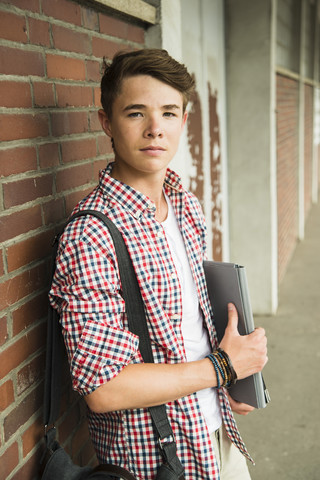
[123,103,181,111]
[123,104,146,111]
[162,104,181,110]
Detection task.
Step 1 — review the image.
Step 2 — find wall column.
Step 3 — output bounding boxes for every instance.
[226,0,278,313]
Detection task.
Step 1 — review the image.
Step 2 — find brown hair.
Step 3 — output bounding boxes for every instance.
[100,49,195,118]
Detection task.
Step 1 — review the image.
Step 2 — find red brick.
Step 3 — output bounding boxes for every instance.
[99,13,128,38]
[0,146,37,177]
[92,36,123,59]
[78,437,97,467]
[0,442,19,480]
[89,110,101,132]
[51,111,88,137]
[56,84,93,107]
[6,229,53,272]
[4,381,43,442]
[3,174,53,208]
[0,252,4,277]
[42,0,81,25]
[82,6,99,31]
[47,53,86,81]
[65,186,94,215]
[94,86,101,107]
[22,416,43,457]
[276,73,299,283]
[17,352,45,396]
[304,84,313,217]
[97,134,113,156]
[93,159,107,180]
[42,197,65,225]
[0,380,14,411]
[12,291,48,336]
[71,419,91,458]
[1,0,39,11]
[0,45,44,77]
[86,59,101,82]
[0,321,46,380]
[0,315,9,347]
[0,205,42,243]
[33,81,55,107]
[0,262,47,311]
[56,163,93,193]
[0,113,49,142]
[39,142,60,168]
[0,81,32,108]
[61,137,96,163]
[0,11,27,43]
[10,448,43,480]
[99,14,145,44]
[29,17,51,47]
[52,24,91,55]
[59,402,81,444]
[127,24,145,44]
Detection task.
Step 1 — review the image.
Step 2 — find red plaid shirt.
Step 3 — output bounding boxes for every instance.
[49,163,252,479]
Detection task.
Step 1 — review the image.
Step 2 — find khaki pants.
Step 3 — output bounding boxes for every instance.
[210,425,252,479]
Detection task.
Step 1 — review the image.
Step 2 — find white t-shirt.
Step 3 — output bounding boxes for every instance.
[162,194,222,433]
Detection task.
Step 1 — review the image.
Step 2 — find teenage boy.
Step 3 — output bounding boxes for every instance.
[50,49,267,480]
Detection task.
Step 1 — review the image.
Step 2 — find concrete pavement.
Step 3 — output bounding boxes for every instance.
[236,201,320,479]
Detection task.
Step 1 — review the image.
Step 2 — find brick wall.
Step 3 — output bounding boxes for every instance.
[0,1,145,478]
[276,73,299,284]
[304,83,314,216]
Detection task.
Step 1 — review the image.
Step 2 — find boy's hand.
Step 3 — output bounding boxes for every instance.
[219,303,268,381]
[226,391,255,415]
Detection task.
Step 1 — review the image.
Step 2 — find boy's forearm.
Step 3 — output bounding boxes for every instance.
[85,358,218,413]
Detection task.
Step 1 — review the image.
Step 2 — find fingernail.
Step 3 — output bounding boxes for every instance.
[228,303,234,311]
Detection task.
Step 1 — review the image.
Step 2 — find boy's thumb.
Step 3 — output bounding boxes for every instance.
[227,303,239,333]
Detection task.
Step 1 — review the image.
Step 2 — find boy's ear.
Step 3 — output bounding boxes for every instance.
[182,111,188,129]
[98,109,112,137]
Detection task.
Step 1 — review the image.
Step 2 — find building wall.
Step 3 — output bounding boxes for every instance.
[0,1,147,478]
[1,0,319,477]
[275,0,319,280]
[178,0,228,262]
[226,0,320,309]
[276,73,299,284]
[225,0,277,313]
[158,0,229,262]
[304,83,314,216]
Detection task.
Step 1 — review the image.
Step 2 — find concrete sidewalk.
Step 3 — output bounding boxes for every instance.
[236,201,320,480]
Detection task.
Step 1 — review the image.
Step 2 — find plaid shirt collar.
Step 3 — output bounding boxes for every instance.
[99,162,184,219]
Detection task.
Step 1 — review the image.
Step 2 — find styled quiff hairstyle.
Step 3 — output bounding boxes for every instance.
[100,49,195,118]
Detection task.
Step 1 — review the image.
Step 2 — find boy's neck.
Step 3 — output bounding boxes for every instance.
[110,163,168,222]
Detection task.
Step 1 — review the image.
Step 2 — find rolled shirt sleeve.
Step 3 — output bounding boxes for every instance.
[49,221,140,396]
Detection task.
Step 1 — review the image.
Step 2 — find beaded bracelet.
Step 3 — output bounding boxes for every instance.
[206,353,222,388]
[206,348,238,389]
[217,348,238,386]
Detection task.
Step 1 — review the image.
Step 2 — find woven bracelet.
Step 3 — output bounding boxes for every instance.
[217,348,238,386]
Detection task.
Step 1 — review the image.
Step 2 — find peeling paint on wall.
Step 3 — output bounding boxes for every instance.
[208,83,223,261]
[187,82,204,208]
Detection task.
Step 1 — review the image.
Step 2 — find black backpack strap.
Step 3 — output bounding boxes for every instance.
[44,209,185,479]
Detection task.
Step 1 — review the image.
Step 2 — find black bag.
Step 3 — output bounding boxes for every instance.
[40,427,136,480]
[40,210,185,480]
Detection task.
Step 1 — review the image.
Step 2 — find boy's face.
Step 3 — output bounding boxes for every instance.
[98,75,187,180]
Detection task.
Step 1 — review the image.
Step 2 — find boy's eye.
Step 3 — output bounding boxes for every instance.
[163,112,176,117]
[128,112,143,118]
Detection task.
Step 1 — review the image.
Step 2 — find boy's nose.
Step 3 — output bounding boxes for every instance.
[144,118,163,138]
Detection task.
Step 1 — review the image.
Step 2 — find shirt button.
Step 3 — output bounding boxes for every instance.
[157,230,165,239]
[171,314,180,321]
